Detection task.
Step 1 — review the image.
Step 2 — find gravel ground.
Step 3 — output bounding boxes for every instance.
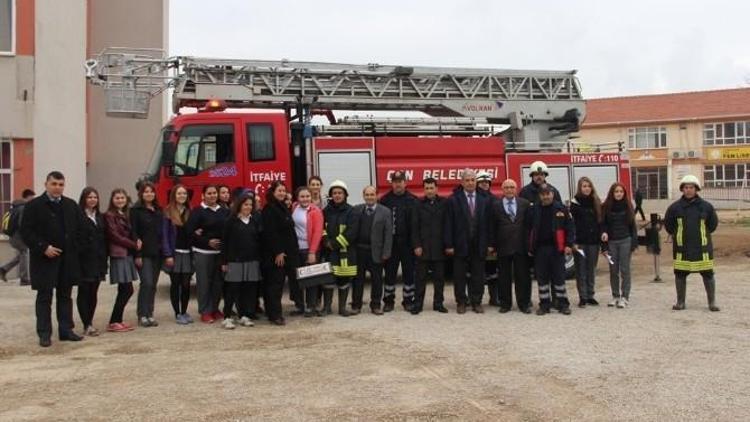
[0,235,748,421]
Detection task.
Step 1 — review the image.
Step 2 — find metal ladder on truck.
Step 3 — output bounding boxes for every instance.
[84,47,587,150]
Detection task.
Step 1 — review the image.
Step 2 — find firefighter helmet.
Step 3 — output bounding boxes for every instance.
[328,179,349,196]
[529,161,549,176]
[476,171,492,182]
[679,174,701,191]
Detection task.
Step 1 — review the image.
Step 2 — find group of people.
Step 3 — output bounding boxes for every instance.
[17,162,721,348]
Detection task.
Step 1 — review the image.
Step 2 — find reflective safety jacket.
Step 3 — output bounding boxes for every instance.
[323,201,359,277]
[664,195,718,273]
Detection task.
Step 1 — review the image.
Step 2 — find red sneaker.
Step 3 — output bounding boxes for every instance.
[200,313,215,323]
[107,323,131,333]
[120,322,135,331]
[213,311,225,320]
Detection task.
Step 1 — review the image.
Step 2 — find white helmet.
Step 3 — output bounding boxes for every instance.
[529,161,549,176]
[476,171,492,182]
[679,175,701,191]
[328,179,349,196]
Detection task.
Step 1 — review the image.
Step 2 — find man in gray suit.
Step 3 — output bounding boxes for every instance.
[352,186,393,315]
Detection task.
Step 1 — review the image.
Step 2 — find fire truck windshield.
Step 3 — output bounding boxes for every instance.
[143,127,168,180]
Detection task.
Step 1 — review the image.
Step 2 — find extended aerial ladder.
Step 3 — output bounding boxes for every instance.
[84,47,587,149]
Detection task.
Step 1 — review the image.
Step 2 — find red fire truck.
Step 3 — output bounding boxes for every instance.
[86,49,629,205]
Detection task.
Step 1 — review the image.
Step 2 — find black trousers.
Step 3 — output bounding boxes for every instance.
[415,259,445,309]
[36,282,74,339]
[109,282,134,324]
[453,247,485,306]
[77,281,101,328]
[384,236,415,305]
[169,272,191,315]
[485,258,499,304]
[296,250,318,311]
[534,245,569,308]
[635,204,646,220]
[353,247,384,310]
[224,282,259,318]
[264,264,295,321]
[498,253,531,309]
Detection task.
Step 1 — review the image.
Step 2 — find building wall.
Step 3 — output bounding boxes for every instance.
[86,0,168,198]
[0,0,34,143]
[577,120,744,199]
[33,0,87,194]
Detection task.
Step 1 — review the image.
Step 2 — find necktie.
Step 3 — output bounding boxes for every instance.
[366,206,374,216]
[507,199,515,221]
[468,193,475,216]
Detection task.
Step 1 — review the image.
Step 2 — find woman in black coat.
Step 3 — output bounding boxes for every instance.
[76,187,108,336]
[261,181,300,325]
[570,177,603,308]
[130,182,164,327]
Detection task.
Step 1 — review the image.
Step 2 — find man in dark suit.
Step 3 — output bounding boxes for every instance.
[21,171,85,347]
[493,179,532,314]
[444,169,495,314]
[352,186,393,315]
[411,177,448,314]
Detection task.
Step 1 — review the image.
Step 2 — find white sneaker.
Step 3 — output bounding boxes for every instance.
[221,318,236,330]
[239,316,254,327]
[618,298,628,308]
[608,298,619,307]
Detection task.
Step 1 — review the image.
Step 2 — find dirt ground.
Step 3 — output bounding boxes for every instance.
[1,223,749,421]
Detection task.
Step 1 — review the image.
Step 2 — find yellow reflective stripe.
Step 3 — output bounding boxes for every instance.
[676,252,683,262]
[332,265,357,276]
[336,224,349,248]
[700,219,708,247]
[674,259,714,272]
[676,218,684,247]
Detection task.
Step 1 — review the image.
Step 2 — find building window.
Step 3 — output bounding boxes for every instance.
[0,140,12,218]
[0,0,14,55]
[704,163,749,188]
[703,122,750,146]
[627,127,667,149]
[631,167,668,199]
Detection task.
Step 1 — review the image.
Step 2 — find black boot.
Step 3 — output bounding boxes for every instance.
[322,288,334,315]
[703,277,720,312]
[338,288,351,317]
[672,277,686,310]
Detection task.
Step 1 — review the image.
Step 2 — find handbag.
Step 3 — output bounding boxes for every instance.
[296,262,335,288]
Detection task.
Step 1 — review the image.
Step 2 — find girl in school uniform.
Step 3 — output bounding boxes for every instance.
[104,188,139,332]
[186,184,231,323]
[130,182,164,327]
[162,184,194,325]
[218,184,232,209]
[76,187,108,336]
[220,193,263,329]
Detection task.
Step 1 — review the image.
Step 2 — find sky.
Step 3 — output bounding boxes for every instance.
[170,0,750,100]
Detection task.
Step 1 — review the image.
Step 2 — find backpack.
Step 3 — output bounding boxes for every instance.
[2,204,23,237]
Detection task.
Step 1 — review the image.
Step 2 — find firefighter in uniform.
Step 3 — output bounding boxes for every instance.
[322,180,360,317]
[477,171,500,306]
[380,170,419,312]
[519,161,563,205]
[664,175,720,311]
[526,183,574,315]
